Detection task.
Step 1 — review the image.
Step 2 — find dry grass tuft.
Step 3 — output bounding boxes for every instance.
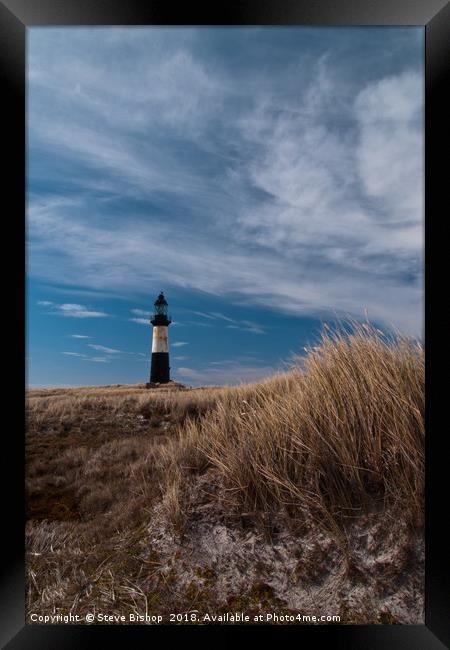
[163,323,424,533]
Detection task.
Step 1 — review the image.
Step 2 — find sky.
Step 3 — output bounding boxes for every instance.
[26,27,424,387]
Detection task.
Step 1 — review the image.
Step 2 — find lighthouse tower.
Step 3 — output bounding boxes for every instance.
[149,292,172,384]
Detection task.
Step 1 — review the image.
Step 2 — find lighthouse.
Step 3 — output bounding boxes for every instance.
[149,292,172,384]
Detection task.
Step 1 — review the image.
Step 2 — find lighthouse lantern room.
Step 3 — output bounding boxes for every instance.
[149,292,172,384]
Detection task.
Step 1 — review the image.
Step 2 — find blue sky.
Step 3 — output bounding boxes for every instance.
[27,27,424,387]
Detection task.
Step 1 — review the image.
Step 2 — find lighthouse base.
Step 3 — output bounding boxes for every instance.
[150,352,170,384]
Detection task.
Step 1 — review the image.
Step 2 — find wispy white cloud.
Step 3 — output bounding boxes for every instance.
[37,299,109,318]
[226,323,265,334]
[129,308,152,326]
[192,311,218,320]
[209,312,236,323]
[87,344,122,354]
[62,350,117,364]
[190,311,265,333]
[28,31,423,336]
[172,341,189,348]
[58,304,109,318]
[131,308,152,316]
[83,356,110,363]
[355,70,423,228]
[69,334,92,338]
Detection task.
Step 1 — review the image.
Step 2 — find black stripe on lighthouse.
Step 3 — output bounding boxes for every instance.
[150,352,170,384]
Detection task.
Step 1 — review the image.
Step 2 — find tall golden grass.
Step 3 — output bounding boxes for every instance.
[163,323,424,533]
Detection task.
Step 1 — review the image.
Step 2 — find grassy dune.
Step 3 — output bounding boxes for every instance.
[26,324,424,624]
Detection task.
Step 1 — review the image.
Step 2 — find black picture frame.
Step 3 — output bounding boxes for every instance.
[2,0,449,647]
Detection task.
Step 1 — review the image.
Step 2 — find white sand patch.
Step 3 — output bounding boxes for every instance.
[144,470,423,624]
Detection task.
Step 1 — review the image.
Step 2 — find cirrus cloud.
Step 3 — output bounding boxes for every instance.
[28,28,423,337]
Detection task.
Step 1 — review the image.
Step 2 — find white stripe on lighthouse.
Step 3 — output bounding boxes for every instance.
[152,326,169,353]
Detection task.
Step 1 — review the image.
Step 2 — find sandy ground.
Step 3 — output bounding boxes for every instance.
[144,470,424,624]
